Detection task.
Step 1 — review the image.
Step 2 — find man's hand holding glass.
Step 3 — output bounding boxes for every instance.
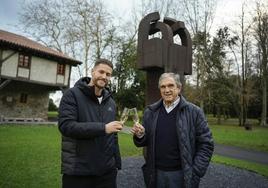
[129,108,145,138]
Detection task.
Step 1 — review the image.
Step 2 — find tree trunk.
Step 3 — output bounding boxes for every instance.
[261,74,267,126]
[216,105,221,125]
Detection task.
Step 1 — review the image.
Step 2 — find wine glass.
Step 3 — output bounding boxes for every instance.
[120,107,129,124]
[130,107,139,124]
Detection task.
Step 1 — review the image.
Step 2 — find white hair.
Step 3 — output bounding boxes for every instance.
[158,73,182,88]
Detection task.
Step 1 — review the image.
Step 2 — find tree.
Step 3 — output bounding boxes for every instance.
[179,0,217,109]
[19,0,65,52]
[112,33,146,111]
[205,27,238,123]
[19,0,117,78]
[65,0,117,76]
[253,1,268,126]
[48,98,58,111]
[226,1,255,126]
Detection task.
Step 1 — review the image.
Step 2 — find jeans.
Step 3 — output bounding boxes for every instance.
[156,169,184,188]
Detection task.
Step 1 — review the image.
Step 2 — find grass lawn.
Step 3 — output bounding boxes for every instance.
[210,124,268,152]
[118,133,143,156]
[0,124,267,188]
[47,111,58,118]
[0,125,61,188]
[0,125,142,188]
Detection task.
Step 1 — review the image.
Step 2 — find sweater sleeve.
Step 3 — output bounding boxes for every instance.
[58,89,106,139]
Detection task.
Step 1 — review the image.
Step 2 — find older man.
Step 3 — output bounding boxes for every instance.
[132,72,214,188]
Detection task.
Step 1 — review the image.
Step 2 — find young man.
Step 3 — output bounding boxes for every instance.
[132,73,214,188]
[58,59,123,188]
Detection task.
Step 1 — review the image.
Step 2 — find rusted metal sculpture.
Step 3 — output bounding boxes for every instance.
[137,12,192,105]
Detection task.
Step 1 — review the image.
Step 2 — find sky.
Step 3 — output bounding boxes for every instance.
[0,0,20,33]
[0,0,133,34]
[0,0,250,35]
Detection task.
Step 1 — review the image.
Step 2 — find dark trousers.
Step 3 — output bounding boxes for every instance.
[156,169,184,188]
[62,169,117,188]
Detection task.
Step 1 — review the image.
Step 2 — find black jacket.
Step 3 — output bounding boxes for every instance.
[58,77,121,176]
[134,96,214,188]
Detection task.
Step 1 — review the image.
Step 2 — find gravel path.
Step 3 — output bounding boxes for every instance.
[117,157,268,188]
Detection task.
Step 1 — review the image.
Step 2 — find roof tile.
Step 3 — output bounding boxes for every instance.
[0,29,82,65]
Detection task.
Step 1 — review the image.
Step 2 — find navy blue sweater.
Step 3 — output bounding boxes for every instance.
[155,104,181,171]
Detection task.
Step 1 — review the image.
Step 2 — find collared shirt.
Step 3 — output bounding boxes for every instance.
[97,96,103,104]
[137,96,180,139]
[163,96,180,113]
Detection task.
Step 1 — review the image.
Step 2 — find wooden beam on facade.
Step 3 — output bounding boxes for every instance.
[0,79,11,90]
[0,50,17,80]
[0,51,17,64]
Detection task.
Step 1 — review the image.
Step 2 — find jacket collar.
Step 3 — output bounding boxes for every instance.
[148,95,188,112]
[75,77,112,103]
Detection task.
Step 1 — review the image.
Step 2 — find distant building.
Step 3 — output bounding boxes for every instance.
[0,30,82,122]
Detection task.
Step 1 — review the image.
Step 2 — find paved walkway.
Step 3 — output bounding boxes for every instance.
[214,143,268,165]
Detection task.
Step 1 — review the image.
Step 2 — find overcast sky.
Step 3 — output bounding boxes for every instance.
[0,0,133,34]
[0,0,20,31]
[0,0,250,36]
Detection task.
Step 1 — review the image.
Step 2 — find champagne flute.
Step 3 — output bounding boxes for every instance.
[130,107,144,137]
[130,107,139,124]
[120,107,129,125]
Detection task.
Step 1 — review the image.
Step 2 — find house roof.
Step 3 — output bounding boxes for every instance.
[0,29,82,66]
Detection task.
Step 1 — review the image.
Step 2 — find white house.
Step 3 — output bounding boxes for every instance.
[0,29,82,122]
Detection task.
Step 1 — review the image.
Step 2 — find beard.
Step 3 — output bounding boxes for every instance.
[93,78,107,89]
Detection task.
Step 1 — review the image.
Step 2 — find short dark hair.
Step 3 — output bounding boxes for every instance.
[94,58,113,69]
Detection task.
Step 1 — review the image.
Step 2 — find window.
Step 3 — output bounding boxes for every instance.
[20,93,28,103]
[18,54,31,68]
[57,64,65,75]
